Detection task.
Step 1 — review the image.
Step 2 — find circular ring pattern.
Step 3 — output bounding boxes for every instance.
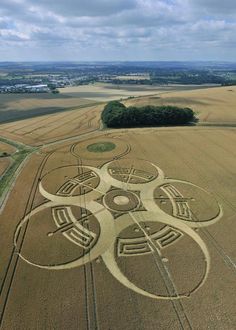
[15,158,223,300]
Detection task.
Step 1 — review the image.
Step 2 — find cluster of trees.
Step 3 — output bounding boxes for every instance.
[150,71,229,85]
[101,101,198,128]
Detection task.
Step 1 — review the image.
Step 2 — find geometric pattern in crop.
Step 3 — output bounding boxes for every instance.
[15,158,223,300]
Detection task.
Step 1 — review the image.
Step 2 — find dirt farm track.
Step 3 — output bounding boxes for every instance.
[0,85,236,329]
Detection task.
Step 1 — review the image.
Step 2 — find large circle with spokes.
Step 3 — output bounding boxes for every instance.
[102,211,210,300]
[101,158,164,191]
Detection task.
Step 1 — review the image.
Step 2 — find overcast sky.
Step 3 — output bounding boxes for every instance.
[0,0,236,61]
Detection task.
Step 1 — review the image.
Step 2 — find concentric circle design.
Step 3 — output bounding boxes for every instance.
[87,142,116,153]
[103,190,140,212]
[71,137,129,160]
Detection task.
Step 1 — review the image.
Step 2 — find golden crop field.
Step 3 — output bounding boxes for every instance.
[0,85,234,147]
[125,85,236,124]
[0,85,236,329]
[0,141,16,154]
[0,103,103,146]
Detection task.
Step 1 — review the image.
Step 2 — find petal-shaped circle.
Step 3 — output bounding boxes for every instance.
[102,211,210,300]
[39,165,110,205]
[15,201,116,270]
[100,159,165,191]
[148,179,223,228]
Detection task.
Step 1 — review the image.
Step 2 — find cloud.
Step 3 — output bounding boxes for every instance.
[37,0,137,17]
[0,0,236,60]
[190,0,236,16]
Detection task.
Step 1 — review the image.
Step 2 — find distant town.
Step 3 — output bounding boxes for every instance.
[0,61,236,94]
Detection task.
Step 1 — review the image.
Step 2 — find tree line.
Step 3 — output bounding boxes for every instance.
[101,101,198,128]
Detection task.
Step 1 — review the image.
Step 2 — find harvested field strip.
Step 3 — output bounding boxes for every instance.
[0,101,101,125]
[38,127,99,147]
[0,114,57,131]
[8,103,101,132]
[33,121,90,142]
[30,111,101,144]
[35,108,99,139]
[22,105,96,133]
[20,114,89,136]
[9,103,96,133]
[0,104,102,146]
[20,108,91,136]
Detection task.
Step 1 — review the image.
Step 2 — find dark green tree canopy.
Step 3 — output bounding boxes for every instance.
[101,101,198,128]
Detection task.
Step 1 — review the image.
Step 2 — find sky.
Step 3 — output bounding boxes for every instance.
[0,0,236,61]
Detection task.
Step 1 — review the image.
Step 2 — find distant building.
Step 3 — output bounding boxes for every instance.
[25,84,50,92]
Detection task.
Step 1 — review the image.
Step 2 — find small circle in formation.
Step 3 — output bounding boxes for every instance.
[71,137,128,160]
[87,142,116,153]
[104,190,140,212]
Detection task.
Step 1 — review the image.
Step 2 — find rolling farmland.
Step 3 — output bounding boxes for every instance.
[0,85,236,329]
[0,93,99,123]
[125,85,236,124]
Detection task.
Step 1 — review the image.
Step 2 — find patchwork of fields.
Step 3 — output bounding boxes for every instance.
[0,85,235,329]
[0,93,99,123]
[0,83,216,124]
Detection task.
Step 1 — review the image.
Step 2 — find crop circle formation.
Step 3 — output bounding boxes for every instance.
[15,158,223,300]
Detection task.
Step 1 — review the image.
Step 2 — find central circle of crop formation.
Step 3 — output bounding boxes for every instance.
[113,195,130,206]
[103,190,140,212]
